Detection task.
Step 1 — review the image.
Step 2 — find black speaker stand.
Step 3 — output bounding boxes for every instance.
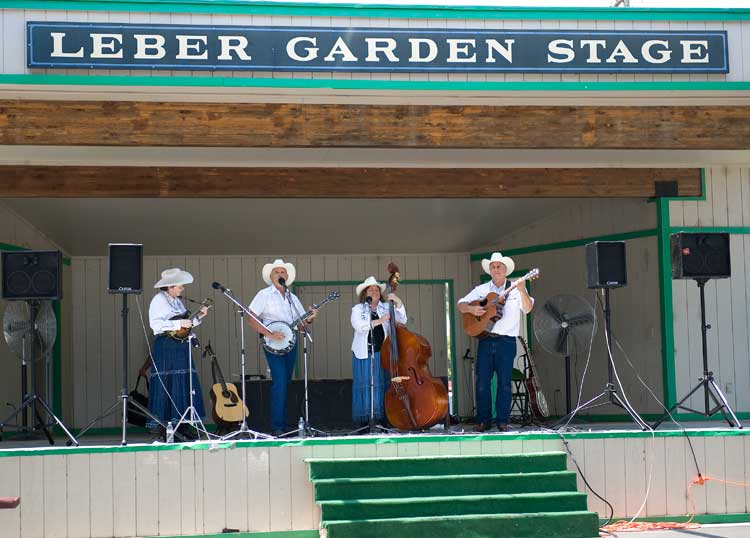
[554,288,649,431]
[653,278,742,429]
[72,294,169,445]
[0,301,79,446]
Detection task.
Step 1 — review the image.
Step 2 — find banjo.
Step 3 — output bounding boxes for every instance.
[262,291,340,355]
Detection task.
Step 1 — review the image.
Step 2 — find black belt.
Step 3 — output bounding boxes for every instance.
[486,334,515,340]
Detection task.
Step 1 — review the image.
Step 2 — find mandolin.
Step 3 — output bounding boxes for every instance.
[462,268,540,338]
[204,341,248,427]
[168,297,213,342]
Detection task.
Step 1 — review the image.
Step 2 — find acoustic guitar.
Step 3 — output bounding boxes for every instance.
[204,341,248,427]
[462,268,540,338]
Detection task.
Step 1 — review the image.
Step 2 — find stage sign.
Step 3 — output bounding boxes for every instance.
[27,21,729,74]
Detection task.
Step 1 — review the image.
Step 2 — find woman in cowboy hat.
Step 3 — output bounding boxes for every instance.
[147,268,209,440]
[247,259,317,436]
[458,252,534,433]
[350,276,406,429]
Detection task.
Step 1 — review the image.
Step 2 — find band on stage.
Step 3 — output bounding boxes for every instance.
[147,252,533,440]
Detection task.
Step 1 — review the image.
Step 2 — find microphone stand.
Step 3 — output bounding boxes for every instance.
[279,284,327,438]
[349,299,395,436]
[213,283,274,440]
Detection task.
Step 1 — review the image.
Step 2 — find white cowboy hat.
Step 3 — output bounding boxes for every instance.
[356,276,386,297]
[262,258,296,286]
[154,268,194,288]
[481,252,515,277]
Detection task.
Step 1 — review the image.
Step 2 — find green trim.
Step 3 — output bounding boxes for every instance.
[471,229,658,262]
[145,532,318,538]
[3,426,750,457]
[656,199,676,409]
[4,1,750,21]
[0,75,749,93]
[292,279,459,410]
[601,513,750,526]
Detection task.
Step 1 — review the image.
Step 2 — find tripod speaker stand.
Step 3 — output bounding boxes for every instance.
[653,232,740,428]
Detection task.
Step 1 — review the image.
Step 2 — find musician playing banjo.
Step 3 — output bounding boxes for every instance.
[458,253,533,433]
[247,259,318,436]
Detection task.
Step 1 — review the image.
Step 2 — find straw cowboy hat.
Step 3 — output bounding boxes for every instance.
[154,268,194,288]
[262,259,296,286]
[481,252,515,277]
[356,276,386,297]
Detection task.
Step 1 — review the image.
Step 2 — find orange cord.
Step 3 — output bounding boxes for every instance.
[599,473,750,534]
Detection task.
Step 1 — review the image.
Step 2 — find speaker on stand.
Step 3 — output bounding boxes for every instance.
[0,250,78,445]
[555,241,647,430]
[74,244,165,445]
[653,232,741,428]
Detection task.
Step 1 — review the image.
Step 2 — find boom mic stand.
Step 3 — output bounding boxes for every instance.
[279,282,327,438]
[652,278,742,428]
[212,282,273,440]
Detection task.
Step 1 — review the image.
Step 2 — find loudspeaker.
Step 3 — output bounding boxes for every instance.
[1,250,62,300]
[586,241,627,289]
[671,232,730,279]
[108,243,143,294]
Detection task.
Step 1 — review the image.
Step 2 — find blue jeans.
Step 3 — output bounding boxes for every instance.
[475,336,517,425]
[264,343,298,431]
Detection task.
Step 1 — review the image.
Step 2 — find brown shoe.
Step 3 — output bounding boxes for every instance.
[473,422,492,433]
[496,423,510,432]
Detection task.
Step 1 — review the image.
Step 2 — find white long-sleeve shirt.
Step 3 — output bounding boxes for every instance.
[351,301,407,359]
[148,292,203,335]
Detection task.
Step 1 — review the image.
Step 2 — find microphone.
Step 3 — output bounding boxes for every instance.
[365,296,373,305]
[212,281,227,292]
[278,277,287,289]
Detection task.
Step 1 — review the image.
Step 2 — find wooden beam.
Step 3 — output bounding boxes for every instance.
[0,166,702,198]
[0,100,748,149]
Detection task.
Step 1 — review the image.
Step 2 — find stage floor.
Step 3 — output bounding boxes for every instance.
[0,418,741,449]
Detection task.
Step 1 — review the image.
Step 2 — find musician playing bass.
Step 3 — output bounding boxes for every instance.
[458,253,533,433]
[147,268,210,440]
[247,259,318,437]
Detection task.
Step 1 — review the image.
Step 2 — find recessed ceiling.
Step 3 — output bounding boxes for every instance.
[3,197,572,256]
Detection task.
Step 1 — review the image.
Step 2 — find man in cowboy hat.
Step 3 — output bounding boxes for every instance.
[458,252,533,433]
[247,259,318,436]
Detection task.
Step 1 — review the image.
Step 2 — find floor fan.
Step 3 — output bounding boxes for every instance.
[532,294,596,416]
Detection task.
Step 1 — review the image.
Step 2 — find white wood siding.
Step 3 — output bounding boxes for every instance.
[0,433,746,538]
[70,253,473,428]
[0,9,744,82]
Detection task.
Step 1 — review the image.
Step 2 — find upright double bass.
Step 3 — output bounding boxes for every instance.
[381,263,449,430]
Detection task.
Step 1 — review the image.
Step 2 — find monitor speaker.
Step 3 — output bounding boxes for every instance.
[586,241,627,289]
[1,250,63,300]
[108,243,143,294]
[671,232,730,279]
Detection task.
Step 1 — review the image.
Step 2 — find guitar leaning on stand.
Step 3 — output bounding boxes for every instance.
[204,341,248,434]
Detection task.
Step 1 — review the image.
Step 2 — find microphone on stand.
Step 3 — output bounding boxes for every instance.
[278,277,287,289]
[365,296,373,305]
[212,281,228,292]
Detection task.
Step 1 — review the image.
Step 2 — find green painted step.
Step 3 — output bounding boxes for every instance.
[320,491,588,522]
[323,511,600,538]
[312,470,578,501]
[307,451,567,480]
